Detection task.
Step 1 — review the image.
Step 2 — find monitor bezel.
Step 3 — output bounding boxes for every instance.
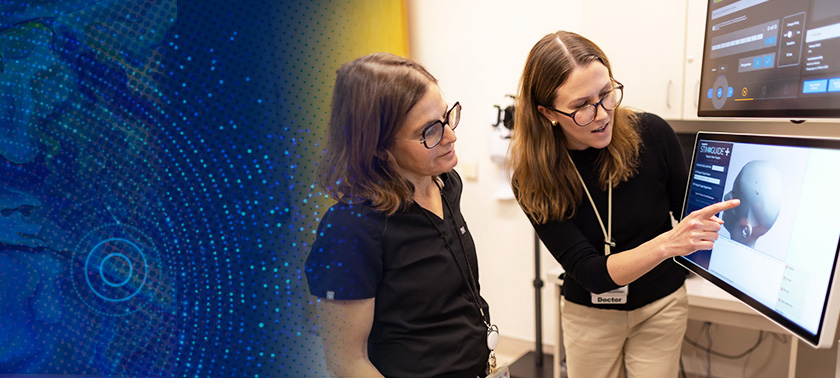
[696,1,840,119]
[675,131,840,348]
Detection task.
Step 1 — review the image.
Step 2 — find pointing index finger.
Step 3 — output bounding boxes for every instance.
[694,199,740,219]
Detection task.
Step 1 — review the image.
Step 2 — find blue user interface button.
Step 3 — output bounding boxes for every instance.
[829,78,840,93]
[764,55,774,67]
[803,79,828,94]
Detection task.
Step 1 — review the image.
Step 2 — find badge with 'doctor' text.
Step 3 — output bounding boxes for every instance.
[591,285,628,304]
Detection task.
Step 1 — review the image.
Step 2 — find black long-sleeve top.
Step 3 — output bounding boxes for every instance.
[530,113,689,310]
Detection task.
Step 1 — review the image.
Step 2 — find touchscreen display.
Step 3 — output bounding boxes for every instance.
[678,132,840,347]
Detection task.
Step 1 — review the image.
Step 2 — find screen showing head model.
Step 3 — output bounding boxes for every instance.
[698,0,840,118]
[676,132,840,348]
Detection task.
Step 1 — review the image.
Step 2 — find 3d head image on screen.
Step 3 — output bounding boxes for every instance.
[709,144,807,267]
[721,160,783,248]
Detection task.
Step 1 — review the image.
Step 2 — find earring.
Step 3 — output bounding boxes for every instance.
[550,120,558,126]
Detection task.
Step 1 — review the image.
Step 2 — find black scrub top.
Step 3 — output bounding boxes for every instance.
[305,170,490,378]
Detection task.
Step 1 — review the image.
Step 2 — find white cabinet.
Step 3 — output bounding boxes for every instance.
[577,0,707,120]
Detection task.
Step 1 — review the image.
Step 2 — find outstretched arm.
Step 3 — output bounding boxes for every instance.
[607,199,740,286]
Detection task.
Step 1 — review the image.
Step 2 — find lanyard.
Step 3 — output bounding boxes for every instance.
[422,177,501,374]
[423,178,490,328]
[569,157,615,255]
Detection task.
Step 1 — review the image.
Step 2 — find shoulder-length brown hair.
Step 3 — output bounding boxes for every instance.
[510,31,641,224]
[317,53,437,215]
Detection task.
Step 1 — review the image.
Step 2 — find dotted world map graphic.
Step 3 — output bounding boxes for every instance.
[0,0,388,376]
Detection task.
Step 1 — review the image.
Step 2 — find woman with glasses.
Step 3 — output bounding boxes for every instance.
[305,53,495,378]
[509,31,739,378]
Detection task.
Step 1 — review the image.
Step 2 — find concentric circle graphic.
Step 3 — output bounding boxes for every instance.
[85,238,148,302]
[100,252,134,287]
[72,224,162,315]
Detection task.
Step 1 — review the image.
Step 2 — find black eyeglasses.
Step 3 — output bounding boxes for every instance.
[413,102,461,149]
[543,81,624,127]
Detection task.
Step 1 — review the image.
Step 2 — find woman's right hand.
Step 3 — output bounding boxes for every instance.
[607,199,741,286]
[662,199,741,257]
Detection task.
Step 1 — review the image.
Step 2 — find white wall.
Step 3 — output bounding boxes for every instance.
[406,0,579,348]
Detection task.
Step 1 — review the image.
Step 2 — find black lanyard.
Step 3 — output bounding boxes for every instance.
[420,178,490,328]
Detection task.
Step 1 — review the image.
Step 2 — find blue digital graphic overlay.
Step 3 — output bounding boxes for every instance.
[1,0,330,377]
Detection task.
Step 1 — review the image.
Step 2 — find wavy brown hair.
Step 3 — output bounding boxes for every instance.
[317,53,437,215]
[510,31,641,224]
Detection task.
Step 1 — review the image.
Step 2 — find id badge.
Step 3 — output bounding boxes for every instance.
[591,285,628,304]
[485,364,510,378]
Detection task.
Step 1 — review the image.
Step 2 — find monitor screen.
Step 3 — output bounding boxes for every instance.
[676,131,840,348]
[697,0,840,118]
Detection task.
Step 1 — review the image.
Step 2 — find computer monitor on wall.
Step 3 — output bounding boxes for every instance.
[676,132,840,348]
[697,0,840,118]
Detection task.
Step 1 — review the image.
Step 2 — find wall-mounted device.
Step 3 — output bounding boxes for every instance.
[490,96,515,199]
[697,0,840,119]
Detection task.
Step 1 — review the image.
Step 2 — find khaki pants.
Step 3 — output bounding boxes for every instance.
[560,284,688,378]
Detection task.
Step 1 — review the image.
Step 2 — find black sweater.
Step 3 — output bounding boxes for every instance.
[531,113,689,310]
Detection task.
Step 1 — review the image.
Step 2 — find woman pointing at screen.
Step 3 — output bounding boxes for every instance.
[509,30,739,378]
